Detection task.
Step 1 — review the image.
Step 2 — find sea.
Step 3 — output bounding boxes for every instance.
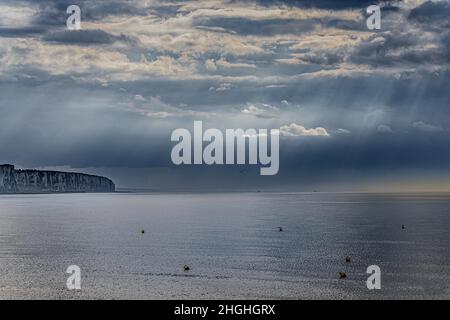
[0,192,449,299]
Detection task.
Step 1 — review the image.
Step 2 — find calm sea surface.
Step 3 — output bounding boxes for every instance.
[0,192,449,300]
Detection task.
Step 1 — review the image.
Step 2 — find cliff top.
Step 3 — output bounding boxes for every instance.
[0,164,114,184]
[0,164,115,193]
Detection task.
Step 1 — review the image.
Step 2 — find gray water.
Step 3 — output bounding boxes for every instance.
[0,192,449,300]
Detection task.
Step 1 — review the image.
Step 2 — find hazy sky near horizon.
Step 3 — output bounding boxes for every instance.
[0,0,449,190]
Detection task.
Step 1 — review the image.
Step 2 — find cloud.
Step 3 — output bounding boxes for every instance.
[134,94,146,101]
[377,124,393,133]
[280,123,329,137]
[205,59,218,71]
[0,0,447,85]
[209,83,233,92]
[276,58,303,65]
[128,95,214,119]
[215,58,256,69]
[337,128,351,134]
[205,58,256,70]
[412,121,444,133]
[241,103,278,119]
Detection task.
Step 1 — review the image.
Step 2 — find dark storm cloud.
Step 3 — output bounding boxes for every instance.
[0,0,159,34]
[193,16,365,36]
[239,0,401,10]
[408,0,450,26]
[0,81,171,168]
[43,29,128,45]
[0,26,47,38]
[0,0,153,40]
[194,17,316,35]
[1,65,449,169]
[349,32,449,67]
[279,133,450,184]
[243,129,450,189]
[21,0,150,24]
[102,69,450,127]
[290,3,450,69]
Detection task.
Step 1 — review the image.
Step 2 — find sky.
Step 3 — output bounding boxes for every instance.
[0,0,449,191]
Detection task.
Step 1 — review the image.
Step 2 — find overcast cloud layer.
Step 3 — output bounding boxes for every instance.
[0,0,449,191]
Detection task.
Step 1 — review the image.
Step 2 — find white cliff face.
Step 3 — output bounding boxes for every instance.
[0,165,115,194]
[0,165,18,193]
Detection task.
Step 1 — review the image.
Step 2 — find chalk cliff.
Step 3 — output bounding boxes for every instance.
[0,164,115,194]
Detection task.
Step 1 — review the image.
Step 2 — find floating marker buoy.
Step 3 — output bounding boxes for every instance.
[345,256,351,263]
[184,265,190,272]
[141,229,145,234]
[339,272,347,279]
